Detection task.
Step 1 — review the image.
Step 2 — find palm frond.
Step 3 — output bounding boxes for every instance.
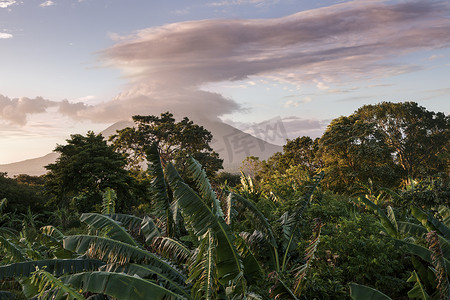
[30,267,85,300]
[386,206,398,233]
[166,163,244,286]
[0,259,104,280]
[101,263,190,298]
[188,229,218,300]
[235,233,264,284]
[80,213,138,247]
[224,193,237,227]
[41,225,66,242]
[63,235,185,282]
[268,272,299,300]
[141,216,161,245]
[147,143,173,231]
[439,206,450,227]
[407,271,430,300]
[106,214,143,231]
[397,222,428,239]
[411,206,450,240]
[293,218,323,296]
[395,240,450,270]
[230,192,277,249]
[152,236,191,264]
[61,271,188,300]
[281,171,324,271]
[187,157,223,217]
[101,188,117,215]
[0,236,28,263]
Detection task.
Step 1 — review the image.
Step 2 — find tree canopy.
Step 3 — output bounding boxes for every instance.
[319,101,448,193]
[110,112,223,176]
[355,101,448,178]
[45,131,134,212]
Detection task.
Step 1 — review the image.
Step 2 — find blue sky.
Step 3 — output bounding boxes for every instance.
[0,0,449,163]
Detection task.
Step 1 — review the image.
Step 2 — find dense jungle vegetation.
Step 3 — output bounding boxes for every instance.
[0,101,449,299]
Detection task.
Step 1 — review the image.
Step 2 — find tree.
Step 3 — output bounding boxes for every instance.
[110,112,223,176]
[318,101,448,193]
[246,136,322,198]
[45,131,134,212]
[355,101,449,178]
[0,173,46,216]
[319,114,400,193]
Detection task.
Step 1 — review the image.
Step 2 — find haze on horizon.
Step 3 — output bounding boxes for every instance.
[1,0,449,164]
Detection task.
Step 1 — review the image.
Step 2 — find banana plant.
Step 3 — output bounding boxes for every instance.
[1,208,190,299]
[357,197,450,299]
[225,170,325,299]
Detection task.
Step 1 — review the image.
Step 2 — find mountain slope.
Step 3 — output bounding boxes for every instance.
[0,120,282,176]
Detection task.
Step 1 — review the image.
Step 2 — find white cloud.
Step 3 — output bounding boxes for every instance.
[283,96,312,108]
[0,0,16,8]
[284,100,299,108]
[0,32,13,39]
[315,80,329,90]
[40,1,55,7]
[3,1,450,127]
[0,95,57,125]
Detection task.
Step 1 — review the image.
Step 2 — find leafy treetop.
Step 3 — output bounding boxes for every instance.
[110,112,223,176]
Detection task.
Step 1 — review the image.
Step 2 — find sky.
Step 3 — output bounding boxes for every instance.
[0,0,449,164]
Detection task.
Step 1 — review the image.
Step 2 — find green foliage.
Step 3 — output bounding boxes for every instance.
[62,271,186,300]
[299,193,410,299]
[0,173,46,218]
[399,175,449,208]
[407,270,430,300]
[45,131,135,213]
[101,188,116,215]
[110,112,223,176]
[319,101,449,193]
[79,213,138,246]
[319,112,400,193]
[356,102,449,179]
[3,100,447,300]
[30,267,85,300]
[349,283,392,300]
[165,161,244,288]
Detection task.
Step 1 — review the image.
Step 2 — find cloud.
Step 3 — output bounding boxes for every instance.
[40,1,55,7]
[283,96,311,108]
[103,1,450,88]
[0,95,96,126]
[3,1,450,127]
[0,32,13,39]
[66,0,441,124]
[0,95,57,125]
[0,0,15,8]
[284,100,299,108]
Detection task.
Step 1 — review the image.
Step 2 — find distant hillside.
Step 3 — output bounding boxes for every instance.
[0,120,282,176]
[0,153,58,177]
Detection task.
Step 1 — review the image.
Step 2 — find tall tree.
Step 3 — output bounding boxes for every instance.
[319,114,400,193]
[319,101,448,193]
[355,101,449,178]
[110,112,223,176]
[45,131,134,212]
